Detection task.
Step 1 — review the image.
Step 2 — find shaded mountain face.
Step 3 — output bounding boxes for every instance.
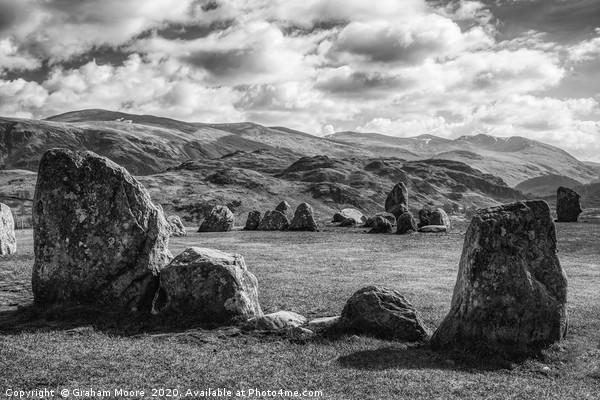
[328,132,597,186]
[515,175,585,198]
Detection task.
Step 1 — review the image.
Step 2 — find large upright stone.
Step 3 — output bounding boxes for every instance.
[32,149,172,311]
[431,201,568,352]
[244,210,262,231]
[385,182,409,219]
[257,210,289,231]
[556,186,582,222]
[0,203,16,255]
[153,247,262,323]
[289,202,318,231]
[198,205,234,232]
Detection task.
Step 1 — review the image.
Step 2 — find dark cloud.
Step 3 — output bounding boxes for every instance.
[316,71,409,96]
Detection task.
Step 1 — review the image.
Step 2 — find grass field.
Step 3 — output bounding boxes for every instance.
[1,220,599,399]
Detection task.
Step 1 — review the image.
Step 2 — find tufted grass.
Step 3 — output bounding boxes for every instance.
[1,220,599,399]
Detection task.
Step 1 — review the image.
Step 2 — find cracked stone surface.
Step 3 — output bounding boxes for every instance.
[431,200,568,352]
[0,203,16,255]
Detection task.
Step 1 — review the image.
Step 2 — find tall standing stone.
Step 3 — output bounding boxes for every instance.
[431,201,568,352]
[289,202,318,231]
[0,203,16,255]
[385,182,408,219]
[556,186,582,222]
[32,149,173,312]
[244,210,262,231]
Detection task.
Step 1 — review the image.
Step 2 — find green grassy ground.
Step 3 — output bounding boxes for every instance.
[1,221,599,399]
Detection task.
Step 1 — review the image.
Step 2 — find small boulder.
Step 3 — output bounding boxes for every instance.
[31,149,172,311]
[244,311,307,331]
[153,247,262,323]
[0,203,16,255]
[340,286,430,341]
[418,225,448,233]
[430,201,568,352]
[396,212,418,235]
[333,208,366,224]
[368,216,393,234]
[418,207,432,228]
[364,212,396,227]
[289,202,318,231]
[430,208,451,228]
[198,205,234,232]
[556,186,582,222]
[385,182,409,219]
[275,201,291,215]
[244,210,262,231]
[167,215,187,237]
[257,210,290,231]
[339,218,357,227]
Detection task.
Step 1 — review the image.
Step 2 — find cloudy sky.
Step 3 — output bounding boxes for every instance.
[1,0,599,161]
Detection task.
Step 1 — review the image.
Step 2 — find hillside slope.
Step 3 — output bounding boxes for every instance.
[327,132,597,186]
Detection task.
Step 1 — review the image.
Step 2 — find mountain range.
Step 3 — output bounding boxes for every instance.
[0,109,597,223]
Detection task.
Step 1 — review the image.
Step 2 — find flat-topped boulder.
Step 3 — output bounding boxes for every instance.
[289,202,318,231]
[198,205,234,232]
[418,225,447,233]
[385,182,408,219]
[556,186,582,222]
[0,203,16,255]
[167,215,187,237]
[153,247,262,323]
[333,208,366,224]
[32,149,172,312]
[258,210,289,231]
[244,210,262,231]
[431,201,568,353]
[341,286,430,341]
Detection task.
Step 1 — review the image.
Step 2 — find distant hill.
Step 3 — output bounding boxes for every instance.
[515,175,584,197]
[327,132,597,186]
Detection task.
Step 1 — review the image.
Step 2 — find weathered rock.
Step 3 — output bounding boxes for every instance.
[244,311,307,331]
[257,210,289,231]
[244,210,262,231]
[32,149,172,311]
[287,326,316,341]
[275,201,291,215]
[430,208,451,228]
[307,316,341,333]
[556,186,582,222]
[385,182,409,219]
[167,215,187,237]
[364,212,396,227]
[431,201,568,352]
[418,225,448,233]
[198,205,234,232]
[418,207,432,228]
[333,208,366,224]
[368,216,393,234]
[0,203,16,255]
[153,247,262,323]
[341,286,430,341]
[339,218,357,227]
[396,212,418,235]
[289,202,318,231]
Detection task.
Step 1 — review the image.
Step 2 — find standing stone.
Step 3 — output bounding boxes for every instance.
[430,208,451,229]
[431,201,568,352]
[257,210,289,231]
[333,208,366,224]
[396,212,418,234]
[556,186,582,222]
[32,149,172,311]
[153,247,262,323]
[244,210,262,231]
[418,207,432,228]
[0,203,16,255]
[198,205,234,232]
[385,182,409,219]
[289,203,318,231]
[275,201,291,215]
[340,286,430,341]
[368,215,393,234]
[167,215,187,237]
